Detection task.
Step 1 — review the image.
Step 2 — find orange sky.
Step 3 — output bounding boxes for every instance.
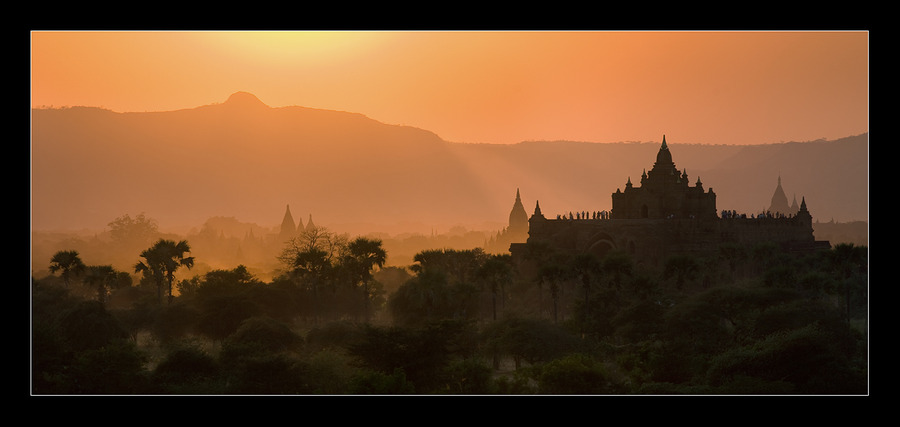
[30,30,868,145]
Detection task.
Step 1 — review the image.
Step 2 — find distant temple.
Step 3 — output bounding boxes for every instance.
[279,205,298,242]
[508,188,529,237]
[510,136,829,266]
[486,189,530,253]
[278,204,315,243]
[767,176,797,216]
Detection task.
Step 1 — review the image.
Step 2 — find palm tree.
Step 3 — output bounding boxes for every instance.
[345,237,387,322]
[827,243,868,324]
[539,264,567,323]
[570,253,601,330]
[48,250,86,288]
[411,248,487,286]
[134,239,194,305]
[477,254,513,321]
[718,243,747,280]
[292,247,332,324]
[663,254,700,290]
[83,265,130,306]
[601,251,633,290]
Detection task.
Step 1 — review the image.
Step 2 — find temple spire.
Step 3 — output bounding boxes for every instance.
[509,188,528,233]
[769,175,790,215]
[279,204,296,241]
[653,134,674,170]
[533,200,544,218]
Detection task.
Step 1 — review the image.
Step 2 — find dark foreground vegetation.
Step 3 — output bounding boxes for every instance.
[32,227,868,395]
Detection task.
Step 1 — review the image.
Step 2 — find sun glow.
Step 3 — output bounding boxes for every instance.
[194,31,396,68]
[31,30,867,145]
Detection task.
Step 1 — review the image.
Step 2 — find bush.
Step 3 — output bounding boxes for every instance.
[57,300,130,353]
[440,359,494,394]
[347,368,416,395]
[481,317,582,368]
[299,349,356,394]
[153,343,222,393]
[305,320,362,351]
[705,323,866,394]
[220,316,302,363]
[226,353,306,394]
[68,341,148,394]
[534,353,611,394]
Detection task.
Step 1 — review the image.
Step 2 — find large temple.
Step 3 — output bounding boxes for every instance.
[610,136,717,220]
[510,136,829,266]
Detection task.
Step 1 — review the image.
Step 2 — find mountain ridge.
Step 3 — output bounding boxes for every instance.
[31,93,869,233]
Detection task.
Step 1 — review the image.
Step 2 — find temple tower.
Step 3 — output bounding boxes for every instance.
[279,205,296,242]
[508,188,529,236]
[610,135,717,219]
[768,176,792,215]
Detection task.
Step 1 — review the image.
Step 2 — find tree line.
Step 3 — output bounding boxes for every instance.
[32,224,868,395]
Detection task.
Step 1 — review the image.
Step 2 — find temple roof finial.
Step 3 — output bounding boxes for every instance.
[654,135,673,167]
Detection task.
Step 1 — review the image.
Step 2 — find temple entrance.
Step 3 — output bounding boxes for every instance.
[588,239,616,259]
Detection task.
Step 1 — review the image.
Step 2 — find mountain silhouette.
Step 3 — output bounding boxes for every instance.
[31,92,869,233]
[223,91,269,109]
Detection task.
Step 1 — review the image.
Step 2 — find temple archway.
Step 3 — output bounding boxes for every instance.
[586,231,618,259]
[588,240,616,259]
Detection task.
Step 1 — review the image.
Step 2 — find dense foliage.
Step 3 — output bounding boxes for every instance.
[32,232,868,395]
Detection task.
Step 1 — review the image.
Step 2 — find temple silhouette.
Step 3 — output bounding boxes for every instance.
[611,136,717,220]
[485,189,530,253]
[768,175,800,216]
[510,136,830,266]
[278,204,316,244]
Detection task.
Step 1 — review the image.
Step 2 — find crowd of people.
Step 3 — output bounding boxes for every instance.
[548,209,798,221]
[721,209,795,219]
[556,210,610,221]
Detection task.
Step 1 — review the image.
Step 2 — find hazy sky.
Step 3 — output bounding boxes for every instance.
[31,30,868,145]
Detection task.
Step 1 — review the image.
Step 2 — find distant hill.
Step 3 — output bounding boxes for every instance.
[31,92,869,234]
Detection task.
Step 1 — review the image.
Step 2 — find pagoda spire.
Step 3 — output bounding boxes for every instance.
[769,175,790,215]
[509,188,528,233]
[533,200,544,218]
[279,204,297,242]
[280,205,296,235]
[653,134,674,171]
